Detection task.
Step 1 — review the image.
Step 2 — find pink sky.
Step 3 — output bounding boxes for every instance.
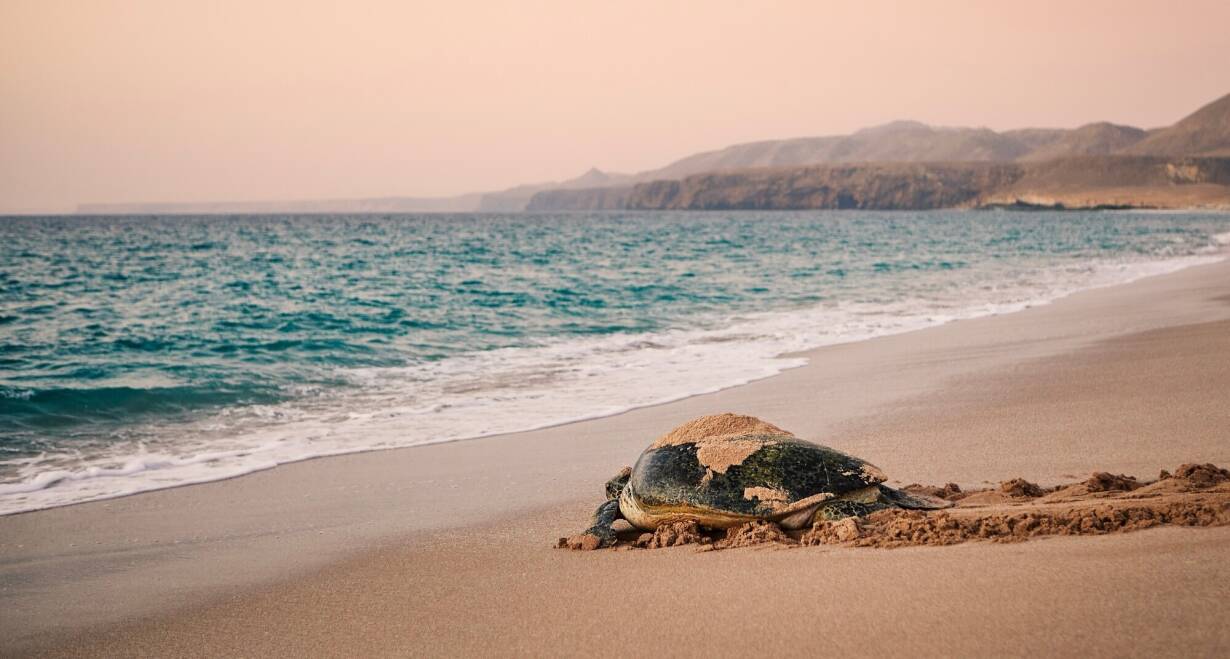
[2,0,1229,212]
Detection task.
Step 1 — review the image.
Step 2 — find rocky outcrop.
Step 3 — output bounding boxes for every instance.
[625,163,1023,210]
[525,185,633,211]
[980,156,1230,210]
[480,168,634,212]
[1163,157,1230,184]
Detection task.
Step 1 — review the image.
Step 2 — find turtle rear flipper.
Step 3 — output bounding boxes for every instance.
[877,484,954,510]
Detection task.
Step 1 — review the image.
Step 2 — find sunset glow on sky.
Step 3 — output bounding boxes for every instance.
[2,0,1229,211]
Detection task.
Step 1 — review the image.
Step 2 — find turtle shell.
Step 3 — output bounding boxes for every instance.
[619,414,886,529]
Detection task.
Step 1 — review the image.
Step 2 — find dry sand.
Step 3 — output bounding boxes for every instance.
[4,257,1230,657]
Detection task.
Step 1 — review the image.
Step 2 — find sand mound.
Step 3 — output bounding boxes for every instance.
[627,519,796,550]
[1131,463,1230,496]
[633,520,707,549]
[1172,463,1230,488]
[651,413,791,448]
[562,519,799,552]
[714,520,794,549]
[999,478,1045,498]
[1042,472,1146,501]
[557,533,605,551]
[903,482,964,501]
[801,517,864,544]
[1084,472,1142,492]
[803,502,1230,548]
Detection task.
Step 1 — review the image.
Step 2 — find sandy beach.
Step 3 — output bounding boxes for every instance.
[7,3,1230,657]
[4,256,1230,657]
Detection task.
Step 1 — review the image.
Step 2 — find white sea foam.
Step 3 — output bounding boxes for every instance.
[0,253,1222,515]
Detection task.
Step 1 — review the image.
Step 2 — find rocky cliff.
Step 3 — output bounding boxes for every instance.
[479,168,633,211]
[624,163,1024,210]
[525,185,632,211]
[979,156,1230,209]
[527,157,1230,211]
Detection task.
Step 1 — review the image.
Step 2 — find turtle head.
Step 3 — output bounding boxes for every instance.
[604,466,632,500]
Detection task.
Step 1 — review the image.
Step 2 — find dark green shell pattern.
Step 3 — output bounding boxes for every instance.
[628,433,883,516]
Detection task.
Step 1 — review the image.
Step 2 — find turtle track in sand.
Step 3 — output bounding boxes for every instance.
[559,463,1230,551]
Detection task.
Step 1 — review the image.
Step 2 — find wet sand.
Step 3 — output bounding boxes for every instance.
[4,257,1230,656]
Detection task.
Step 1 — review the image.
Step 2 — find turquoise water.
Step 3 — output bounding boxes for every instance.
[2,210,1229,513]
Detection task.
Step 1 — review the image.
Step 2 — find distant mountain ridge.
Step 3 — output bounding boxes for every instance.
[629,94,1225,181]
[525,92,1228,209]
[1014,122,1147,161]
[638,121,1033,180]
[75,92,1230,214]
[1122,92,1230,156]
[526,92,1230,212]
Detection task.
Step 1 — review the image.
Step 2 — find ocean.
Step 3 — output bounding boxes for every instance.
[2,210,1229,515]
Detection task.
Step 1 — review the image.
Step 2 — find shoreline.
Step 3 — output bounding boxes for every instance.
[5,202,1225,216]
[4,255,1230,654]
[2,247,1223,517]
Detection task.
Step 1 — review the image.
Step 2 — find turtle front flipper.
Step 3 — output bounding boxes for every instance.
[560,498,623,550]
[584,498,624,546]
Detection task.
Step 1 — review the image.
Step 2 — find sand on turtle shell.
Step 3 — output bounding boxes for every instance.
[651,413,799,475]
[560,463,1230,551]
[651,413,792,448]
[696,438,777,474]
[742,486,792,512]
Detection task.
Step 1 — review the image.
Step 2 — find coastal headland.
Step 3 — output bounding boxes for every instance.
[526,156,1230,211]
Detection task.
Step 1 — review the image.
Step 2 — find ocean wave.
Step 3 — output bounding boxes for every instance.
[0,251,1221,515]
[0,383,283,428]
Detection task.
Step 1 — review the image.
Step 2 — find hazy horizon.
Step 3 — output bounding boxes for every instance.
[3,0,1230,213]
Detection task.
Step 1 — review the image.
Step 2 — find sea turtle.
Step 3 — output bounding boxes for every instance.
[570,413,952,548]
